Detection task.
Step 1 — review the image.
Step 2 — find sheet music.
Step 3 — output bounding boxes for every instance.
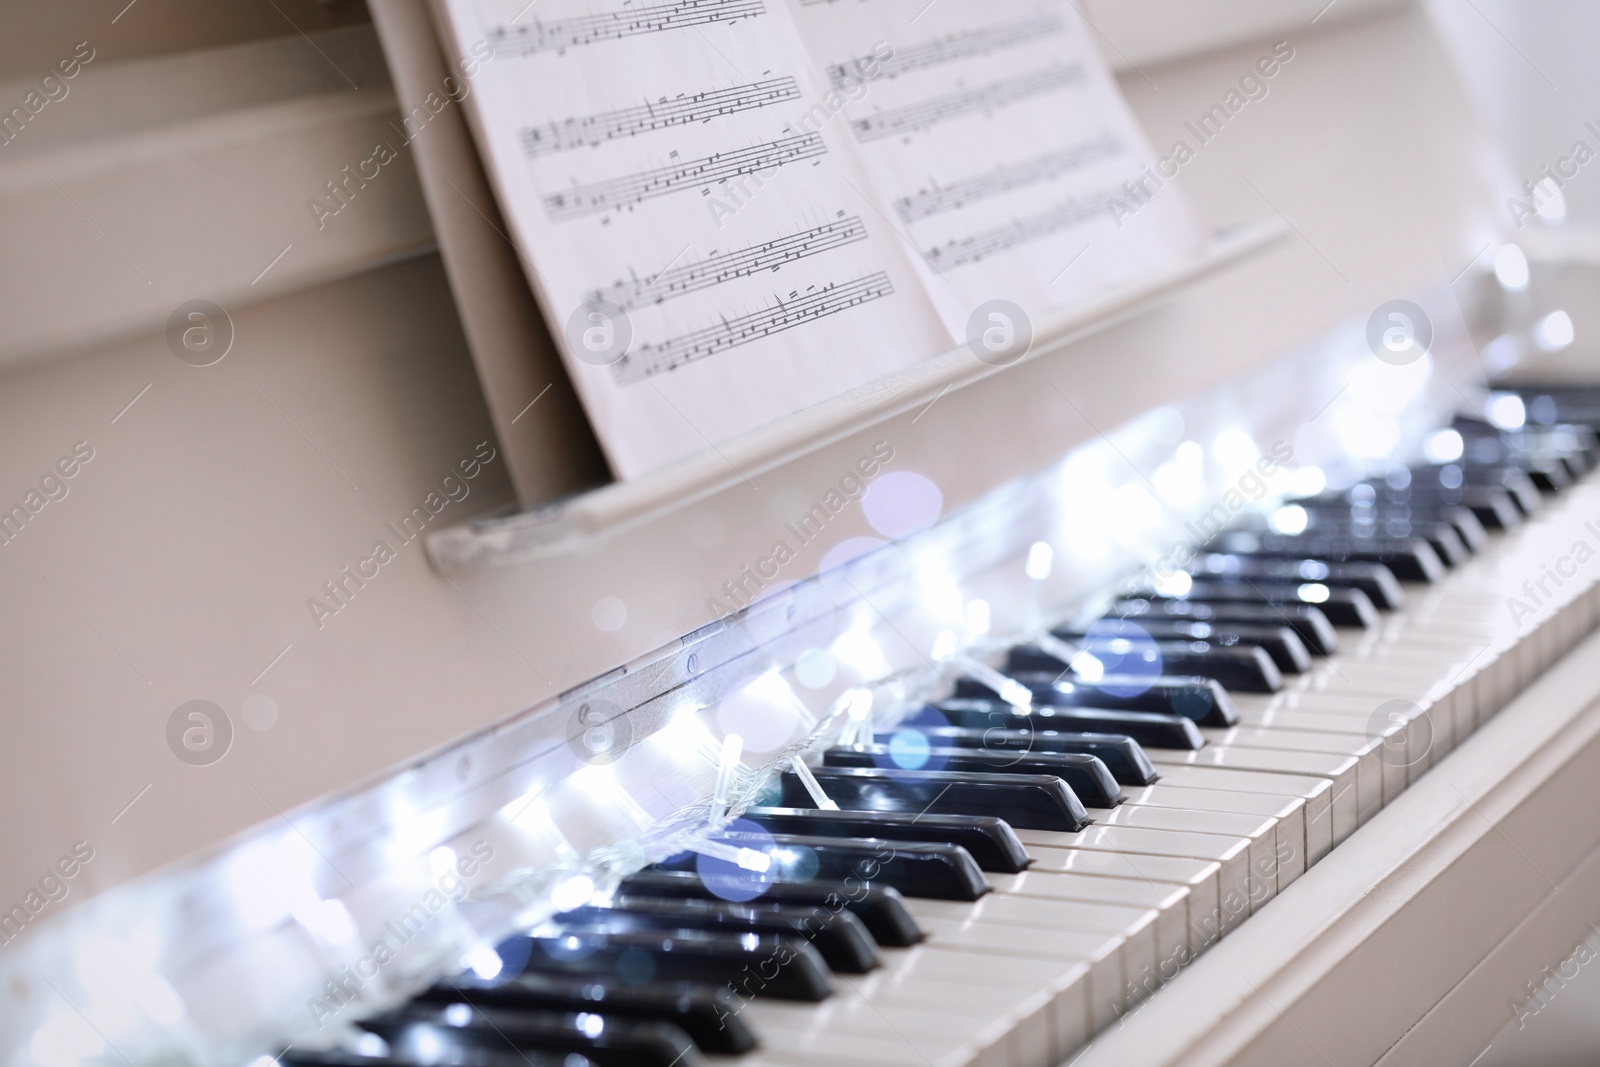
[785,0,1209,336]
[430,0,952,479]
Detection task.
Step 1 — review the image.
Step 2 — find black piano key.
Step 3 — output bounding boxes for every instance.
[1184,554,1406,610]
[1454,464,1542,514]
[1381,503,1485,554]
[1293,500,1489,555]
[1417,524,1469,566]
[960,672,1238,727]
[609,897,880,975]
[416,974,758,1055]
[1259,514,1469,567]
[1540,432,1593,474]
[1365,518,1470,566]
[1557,454,1587,481]
[504,929,834,1001]
[1055,619,1311,673]
[1206,531,1446,582]
[791,767,1091,832]
[659,833,991,902]
[1367,481,1524,530]
[1532,424,1600,469]
[743,805,1032,874]
[1112,597,1340,656]
[1455,413,1597,461]
[1503,389,1600,446]
[824,745,1125,808]
[879,725,1158,785]
[1496,454,1569,492]
[368,1010,698,1067]
[1449,429,1575,492]
[1527,458,1573,492]
[617,870,924,948]
[1408,503,1489,551]
[932,699,1206,750]
[555,898,880,974]
[1465,491,1525,530]
[1542,431,1593,474]
[1509,417,1600,468]
[1006,640,1283,693]
[1151,579,1381,629]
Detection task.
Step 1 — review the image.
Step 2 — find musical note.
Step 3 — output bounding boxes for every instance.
[893,135,1121,223]
[825,13,1065,90]
[611,271,894,384]
[851,64,1085,143]
[922,190,1113,271]
[486,0,766,55]
[542,132,828,221]
[523,77,801,157]
[588,216,868,310]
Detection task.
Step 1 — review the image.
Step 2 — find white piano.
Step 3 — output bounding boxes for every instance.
[2,1,1599,1066]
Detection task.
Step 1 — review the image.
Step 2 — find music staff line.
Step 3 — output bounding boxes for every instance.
[587,216,869,311]
[826,13,1066,91]
[612,272,894,384]
[851,64,1085,143]
[893,134,1123,223]
[542,132,827,221]
[923,189,1113,271]
[486,0,764,57]
[524,78,800,158]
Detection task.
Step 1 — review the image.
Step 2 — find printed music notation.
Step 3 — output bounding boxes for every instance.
[485,0,766,56]
[523,77,800,157]
[434,0,959,476]
[923,190,1112,271]
[850,64,1085,143]
[612,271,894,384]
[893,135,1122,223]
[825,13,1065,90]
[543,132,828,221]
[589,216,868,310]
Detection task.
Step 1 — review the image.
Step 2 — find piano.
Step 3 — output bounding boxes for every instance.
[2,1,1598,1066]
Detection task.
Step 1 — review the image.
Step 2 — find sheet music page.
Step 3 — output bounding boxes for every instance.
[784,0,1209,337]
[429,0,953,479]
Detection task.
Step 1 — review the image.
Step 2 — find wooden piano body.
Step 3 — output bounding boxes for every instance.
[1,1,1597,1064]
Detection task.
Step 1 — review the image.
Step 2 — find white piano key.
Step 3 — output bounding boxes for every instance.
[903,892,1161,1016]
[1143,764,1335,865]
[1023,806,1278,904]
[866,977,1063,1067]
[984,868,1193,973]
[1201,726,1385,824]
[1146,748,1361,844]
[1004,849,1224,960]
[904,916,1127,1032]
[1289,657,1472,696]
[1120,783,1308,888]
[902,893,1157,944]
[865,975,1062,1067]
[742,997,992,1067]
[1023,824,1251,941]
[743,981,1030,1067]
[862,944,1096,1059]
[1228,703,1411,804]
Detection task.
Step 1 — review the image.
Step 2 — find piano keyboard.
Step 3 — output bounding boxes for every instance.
[280,392,1600,1067]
